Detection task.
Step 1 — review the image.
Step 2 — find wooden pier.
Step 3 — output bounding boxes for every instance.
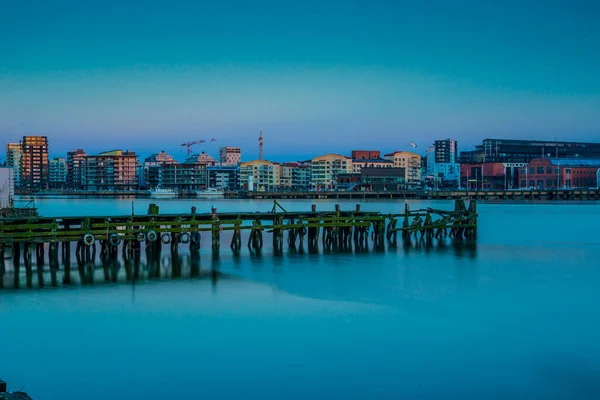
[0,200,477,287]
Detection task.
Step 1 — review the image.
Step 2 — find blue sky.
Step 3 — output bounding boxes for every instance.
[1,0,599,161]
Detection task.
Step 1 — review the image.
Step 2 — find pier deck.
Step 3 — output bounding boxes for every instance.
[0,200,477,282]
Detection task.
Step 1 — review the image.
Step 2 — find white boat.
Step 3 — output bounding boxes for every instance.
[148,187,178,198]
[196,188,224,197]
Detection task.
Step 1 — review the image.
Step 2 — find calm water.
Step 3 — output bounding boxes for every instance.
[2,197,600,399]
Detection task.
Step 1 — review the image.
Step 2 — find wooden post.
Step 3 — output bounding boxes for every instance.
[211,207,220,251]
[468,200,478,238]
[402,203,410,238]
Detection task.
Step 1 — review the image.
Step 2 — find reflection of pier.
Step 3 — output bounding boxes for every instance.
[0,200,477,289]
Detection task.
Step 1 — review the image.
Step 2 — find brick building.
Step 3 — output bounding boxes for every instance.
[523,158,600,189]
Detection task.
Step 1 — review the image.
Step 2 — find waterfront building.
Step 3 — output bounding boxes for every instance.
[219,146,242,165]
[82,150,138,191]
[240,160,280,191]
[145,151,177,165]
[207,165,240,190]
[360,167,406,191]
[0,167,15,208]
[66,149,87,189]
[434,139,458,163]
[20,135,49,190]
[161,163,208,191]
[186,152,217,166]
[351,158,393,173]
[49,157,67,189]
[383,151,421,188]
[522,158,600,189]
[425,146,435,175]
[142,151,177,189]
[5,142,22,188]
[279,162,311,190]
[311,154,352,190]
[460,138,600,164]
[460,162,527,190]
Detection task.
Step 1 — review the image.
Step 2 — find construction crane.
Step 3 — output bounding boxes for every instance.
[181,140,205,157]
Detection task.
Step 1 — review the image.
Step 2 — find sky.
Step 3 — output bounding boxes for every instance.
[1,0,599,161]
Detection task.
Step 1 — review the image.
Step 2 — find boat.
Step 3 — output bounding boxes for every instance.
[196,187,224,197]
[148,187,178,198]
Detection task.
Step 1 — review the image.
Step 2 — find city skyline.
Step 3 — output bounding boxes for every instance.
[2,0,600,159]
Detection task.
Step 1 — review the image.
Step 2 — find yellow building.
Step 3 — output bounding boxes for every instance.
[240,160,280,191]
[384,151,422,188]
[311,153,352,190]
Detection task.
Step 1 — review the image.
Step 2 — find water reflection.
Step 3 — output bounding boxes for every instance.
[1,237,478,291]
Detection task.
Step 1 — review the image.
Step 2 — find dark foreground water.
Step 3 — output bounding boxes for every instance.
[2,198,600,399]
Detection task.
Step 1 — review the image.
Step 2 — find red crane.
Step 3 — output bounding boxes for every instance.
[181,140,205,157]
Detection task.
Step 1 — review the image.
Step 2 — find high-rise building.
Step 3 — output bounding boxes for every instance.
[434,139,458,163]
[82,150,138,191]
[20,135,49,189]
[67,149,87,189]
[6,142,22,188]
[49,157,67,189]
[219,146,242,165]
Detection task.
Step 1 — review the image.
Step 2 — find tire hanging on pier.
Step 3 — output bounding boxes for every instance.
[191,231,201,244]
[83,233,95,247]
[179,232,191,244]
[108,233,122,247]
[160,233,171,244]
[136,231,146,242]
[146,230,158,242]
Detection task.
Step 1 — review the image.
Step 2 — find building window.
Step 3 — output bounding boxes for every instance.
[529,167,534,174]
[546,179,553,187]
[566,168,571,173]
[537,167,544,174]
[546,166,552,174]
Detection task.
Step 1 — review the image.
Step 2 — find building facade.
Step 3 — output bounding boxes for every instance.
[67,149,87,189]
[49,157,67,189]
[460,138,600,164]
[360,167,406,191]
[161,163,208,191]
[219,147,242,165]
[279,162,311,190]
[383,151,421,188]
[82,150,138,191]
[239,160,280,191]
[142,151,178,189]
[351,158,393,173]
[0,167,15,208]
[207,165,240,190]
[20,135,49,190]
[434,139,458,163]
[523,158,600,189]
[186,152,217,166]
[311,154,352,190]
[5,142,22,188]
[351,150,381,160]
